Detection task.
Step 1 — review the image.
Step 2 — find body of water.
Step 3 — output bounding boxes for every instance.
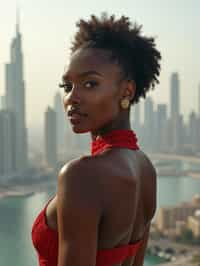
[0,172,200,266]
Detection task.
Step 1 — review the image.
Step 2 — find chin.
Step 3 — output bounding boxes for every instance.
[71,125,90,134]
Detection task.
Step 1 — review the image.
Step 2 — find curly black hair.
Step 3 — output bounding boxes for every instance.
[70,12,161,104]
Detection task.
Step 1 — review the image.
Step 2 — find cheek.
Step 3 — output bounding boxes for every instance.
[90,92,119,122]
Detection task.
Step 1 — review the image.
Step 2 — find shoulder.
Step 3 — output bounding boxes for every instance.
[56,156,104,264]
[57,156,104,208]
[58,155,101,183]
[137,150,157,178]
[58,154,110,183]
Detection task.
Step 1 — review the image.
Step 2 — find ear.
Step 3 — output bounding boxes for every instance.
[121,79,136,102]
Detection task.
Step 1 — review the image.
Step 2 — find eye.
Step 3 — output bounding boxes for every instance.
[84,80,98,88]
[59,82,73,92]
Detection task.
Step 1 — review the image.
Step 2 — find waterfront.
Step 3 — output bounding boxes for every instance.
[0,188,165,266]
[0,171,200,265]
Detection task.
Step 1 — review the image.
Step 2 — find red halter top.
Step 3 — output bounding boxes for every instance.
[31,129,142,266]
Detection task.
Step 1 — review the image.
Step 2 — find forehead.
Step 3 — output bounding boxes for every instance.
[63,47,122,80]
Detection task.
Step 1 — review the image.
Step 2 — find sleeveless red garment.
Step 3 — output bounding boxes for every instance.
[31,129,143,266]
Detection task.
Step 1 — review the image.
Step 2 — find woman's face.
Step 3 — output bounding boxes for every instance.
[62,47,126,134]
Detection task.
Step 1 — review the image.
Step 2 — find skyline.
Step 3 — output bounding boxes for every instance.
[0,0,199,131]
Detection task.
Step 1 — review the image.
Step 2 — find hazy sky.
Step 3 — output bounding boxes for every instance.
[0,0,199,130]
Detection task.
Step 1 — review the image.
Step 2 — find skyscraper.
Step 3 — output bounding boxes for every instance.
[144,97,155,151]
[170,72,180,119]
[132,102,141,134]
[53,92,65,154]
[198,84,200,117]
[188,111,198,151]
[155,104,167,151]
[5,15,28,172]
[144,97,154,128]
[44,106,57,168]
[0,110,16,176]
[0,95,6,110]
[169,73,182,153]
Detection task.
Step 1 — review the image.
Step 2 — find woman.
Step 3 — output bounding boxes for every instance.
[32,13,161,266]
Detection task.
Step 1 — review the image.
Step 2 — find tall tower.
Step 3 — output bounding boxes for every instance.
[132,102,140,132]
[169,73,183,152]
[0,95,6,110]
[0,110,16,176]
[44,106,57,168]
[5,11,28,172]
[144,97,154,130]
[53,92,65,153]
[144,97,155,151]
[155,104,167,152]
[170,72,180,119]
[198,84,200,117]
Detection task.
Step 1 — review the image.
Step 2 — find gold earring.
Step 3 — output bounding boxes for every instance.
[120,98,130,109]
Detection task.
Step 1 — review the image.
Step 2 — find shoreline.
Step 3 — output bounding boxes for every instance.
[148,238,199,265]
[1,173,199,265]
[0,190,35,199]
[1,170,199,200]
[0,170,200,200]
[0,177,56,200]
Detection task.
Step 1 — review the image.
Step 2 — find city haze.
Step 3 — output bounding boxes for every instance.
[0,0,199,133]
[0,3,200,265]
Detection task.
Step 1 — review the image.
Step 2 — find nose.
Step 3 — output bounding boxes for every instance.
[63,86,81,109]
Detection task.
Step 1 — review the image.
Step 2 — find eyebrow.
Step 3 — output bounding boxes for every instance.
[62,70,103,81]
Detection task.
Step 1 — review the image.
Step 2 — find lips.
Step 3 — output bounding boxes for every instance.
[67,109,87,125]
[67,109,86,117]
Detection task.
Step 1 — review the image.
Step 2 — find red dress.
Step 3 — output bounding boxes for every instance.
[31,129,143,266]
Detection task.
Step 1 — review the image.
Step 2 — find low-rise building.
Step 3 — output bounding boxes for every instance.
[188,210,200,238]
[156,195,200,234]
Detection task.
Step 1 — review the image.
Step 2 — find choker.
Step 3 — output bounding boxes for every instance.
[91,129,139,155]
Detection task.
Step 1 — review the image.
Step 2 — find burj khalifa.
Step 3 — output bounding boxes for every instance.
[5,13,28,172]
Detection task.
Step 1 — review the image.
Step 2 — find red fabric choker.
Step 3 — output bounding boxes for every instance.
[91,129,140,155]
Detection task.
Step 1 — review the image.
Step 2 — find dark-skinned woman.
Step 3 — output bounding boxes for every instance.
[32,13,161,266]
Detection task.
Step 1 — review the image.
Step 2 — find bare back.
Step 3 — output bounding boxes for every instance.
[94,148,156,266]
[45,148,156,266]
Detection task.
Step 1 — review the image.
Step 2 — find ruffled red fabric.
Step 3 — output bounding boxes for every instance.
[32,129,142,266]
[91,129,139,155]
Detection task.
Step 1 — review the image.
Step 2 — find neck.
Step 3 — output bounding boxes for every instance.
[91,112,131,141]
[90,123,139,155]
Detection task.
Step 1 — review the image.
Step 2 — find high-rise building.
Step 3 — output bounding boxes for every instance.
[144,97,154,127]
[44,106,57,168]
[0,110,16,176]
[188,111,198,151]
[169,73,183,153]
[170,72,180,119]
[171,114,184,153]
[5,16,28,172]
[144,97,154,151]
[155,104,167,151]
[132,102,141,134]
[0,95,6,110]
[198,84,200,117]
[53,92,65,154]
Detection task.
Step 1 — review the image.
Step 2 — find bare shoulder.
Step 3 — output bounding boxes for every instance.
[137,150,157,178]
[56,156,104,265]
[57,155,104,208]
[58,155,102,184]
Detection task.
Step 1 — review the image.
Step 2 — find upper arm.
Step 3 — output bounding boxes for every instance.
[132,223,151,266]
[57,159,103,266]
